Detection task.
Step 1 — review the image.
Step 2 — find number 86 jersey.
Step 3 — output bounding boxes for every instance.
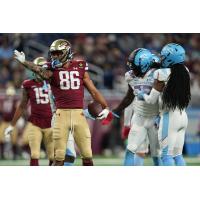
[49,60,88,109]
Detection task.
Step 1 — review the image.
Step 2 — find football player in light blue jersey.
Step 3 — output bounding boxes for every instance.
[122,101,152,166]
[138,43,191,166]
[113,48,162,166]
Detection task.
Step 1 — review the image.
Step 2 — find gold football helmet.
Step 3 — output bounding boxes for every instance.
[33,57,47,66]
[32,57,47,81]
[49,39,73,64]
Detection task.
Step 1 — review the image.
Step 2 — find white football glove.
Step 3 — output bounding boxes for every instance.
[14,50,25,63]
[4,125,14,141]
[97,108,110,120]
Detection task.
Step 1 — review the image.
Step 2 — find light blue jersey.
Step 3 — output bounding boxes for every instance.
[124,69,161,166]
[125,68,159,117]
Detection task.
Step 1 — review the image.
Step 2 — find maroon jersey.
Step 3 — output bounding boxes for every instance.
[1,97,18,122]
[49,60,88,109]
[22,79,52,129]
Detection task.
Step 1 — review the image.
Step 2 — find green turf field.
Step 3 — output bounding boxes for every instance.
[0,156,200,166]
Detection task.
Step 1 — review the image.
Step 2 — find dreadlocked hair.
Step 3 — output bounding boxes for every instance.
[162,64,191,111]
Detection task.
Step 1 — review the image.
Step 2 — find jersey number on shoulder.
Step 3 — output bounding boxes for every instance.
[59,71,80,90]
[33,88,49,104]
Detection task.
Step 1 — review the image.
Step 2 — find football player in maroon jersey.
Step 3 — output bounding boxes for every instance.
[0,85,19,159]
[14,39,110,166]
[4,57,54,166]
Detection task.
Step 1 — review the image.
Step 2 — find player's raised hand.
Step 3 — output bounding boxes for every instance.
[14,50,25,63]
[4,125,14,141]
[97,108,109,120]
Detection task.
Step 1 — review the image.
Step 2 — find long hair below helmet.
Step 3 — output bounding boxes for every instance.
[162,64,191,111]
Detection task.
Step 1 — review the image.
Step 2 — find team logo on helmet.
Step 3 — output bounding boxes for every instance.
[127,48,153,75]
[161,43,185,68]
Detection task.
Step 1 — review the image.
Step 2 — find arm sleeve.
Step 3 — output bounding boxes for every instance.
[143,88,160,104]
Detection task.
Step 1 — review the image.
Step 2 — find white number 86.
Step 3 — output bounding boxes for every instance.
[59,71,80,90]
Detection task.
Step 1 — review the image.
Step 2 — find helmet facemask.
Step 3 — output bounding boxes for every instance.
[127,60,142,77]
[49,39,73,68]
[127,48,153,77]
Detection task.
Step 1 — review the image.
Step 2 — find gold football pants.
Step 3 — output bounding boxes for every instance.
[53,109,92,161]
[27,122,54,160]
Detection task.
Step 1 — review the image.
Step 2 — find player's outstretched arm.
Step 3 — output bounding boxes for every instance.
[113,85,134,116]
[14,50,53,80]
[4,89,29,137]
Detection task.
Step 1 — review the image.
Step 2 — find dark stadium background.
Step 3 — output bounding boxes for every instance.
[0,33,200,165]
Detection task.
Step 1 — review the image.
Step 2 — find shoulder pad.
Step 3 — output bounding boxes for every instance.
[153,68,171,81]
[21,79,32,89]
[125,70,134,83]
[73,60,87,69]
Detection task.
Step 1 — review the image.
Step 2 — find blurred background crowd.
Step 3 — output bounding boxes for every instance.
[1,33,200,101]
[0,33,200,161]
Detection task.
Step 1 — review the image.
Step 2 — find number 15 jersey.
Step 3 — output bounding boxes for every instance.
[22,79,52,128]
[49,60,88,109]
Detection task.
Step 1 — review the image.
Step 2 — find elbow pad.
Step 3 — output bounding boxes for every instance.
[143,88,160,104]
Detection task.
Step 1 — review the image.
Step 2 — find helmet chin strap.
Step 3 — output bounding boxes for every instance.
[51,59,63,68]
[51,52,74,68]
